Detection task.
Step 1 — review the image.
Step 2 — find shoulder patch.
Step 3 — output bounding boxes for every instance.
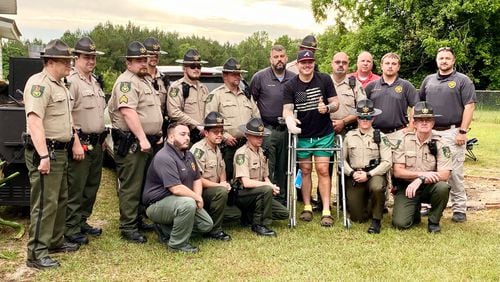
[120,82,131,93]
[383,138,401,150]
[193,148,205,160]
[206,93,214,103]
[235,154,245,166]
[169,87,179,98]
[119,95,128,104]
[442,146,451,158]
[30,85,45,98]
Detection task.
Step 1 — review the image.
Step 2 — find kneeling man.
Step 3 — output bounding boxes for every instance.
[392,102,451,233]
[142,122,213,253]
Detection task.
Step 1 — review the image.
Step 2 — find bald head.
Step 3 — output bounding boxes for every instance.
[331,52,349,78]
[356,51,374,75]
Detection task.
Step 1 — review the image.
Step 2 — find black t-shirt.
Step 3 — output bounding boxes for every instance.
[283,71,336,138]
[142,142,200,206]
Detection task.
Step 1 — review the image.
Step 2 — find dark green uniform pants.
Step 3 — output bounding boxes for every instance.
[202,186,228,234]
[114,146,152,233]
[66,143,103,236]
[263,126,288,205]
[146,196,213,248]
[392,181,450,229]
[346,175,386,222]
[25,149,68,260]
[236,185,289,226]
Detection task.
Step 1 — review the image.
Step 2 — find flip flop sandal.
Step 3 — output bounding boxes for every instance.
[299,210,313,222]
[320,215,334,227]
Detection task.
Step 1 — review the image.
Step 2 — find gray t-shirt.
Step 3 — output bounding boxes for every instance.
[365,76,419,130]
[142,142,200,205]
[420,71,477,127]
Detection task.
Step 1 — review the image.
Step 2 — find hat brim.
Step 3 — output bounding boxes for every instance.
[147,50,168,55]
[353,108,382,117]
[414,114,443,118]
[175,59,208,64]
[297,58,315,63]
[40,53,76,59]
[238,124,271,136]
[222,69,248,73]
[203,122,231,127]
[122,54,153,58]
[298,44,320,50]
[73,50,105,55]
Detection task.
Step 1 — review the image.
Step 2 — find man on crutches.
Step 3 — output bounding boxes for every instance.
[283,50,339,227]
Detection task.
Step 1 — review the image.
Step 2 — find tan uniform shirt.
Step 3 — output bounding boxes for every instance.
[190,138,225,183]
[68,69,106,133]
[24,70,73,142]
[205,85,260,139]
[234,144,269,181]
[330,75,366,120]
[343,128,392,176]
[145,69,168,115]
[107,70,163,135]
[167,76,208,127]
[393,132,452,172]
[286,60,298,74]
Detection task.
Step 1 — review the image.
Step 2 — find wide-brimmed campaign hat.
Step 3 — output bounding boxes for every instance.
[73,36,104,55]
[298,35,320,50]
[239,118,271,136]
[202,112,231,128]
[413,101,442,118]
[353,99,382,117]
[175,48,208,64]
[143,37,167,55]
[40,39,75,59]
[123,41,150,58]
[222,57,247,73]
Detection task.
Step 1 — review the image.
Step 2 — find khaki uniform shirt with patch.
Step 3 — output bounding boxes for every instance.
[166,76,208,128]
[330,76,366,120]
[205,85,260,139]
[145,69,168,115]
[24,70,73,142]
[234,144,269,181]
[108,70,163,135]
[393,132,452,172]
[343,128,392,176]
[190,138,225,183]
[68,69,106,133]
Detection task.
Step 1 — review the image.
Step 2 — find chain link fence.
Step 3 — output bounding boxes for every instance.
[476,90,500,111]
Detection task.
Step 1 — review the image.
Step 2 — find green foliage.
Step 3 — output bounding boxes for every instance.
[311,0,500,89]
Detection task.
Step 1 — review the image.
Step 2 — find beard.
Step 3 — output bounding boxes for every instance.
[187,73,200,81]
[136,68,148,78]
[272,61,285,73]
[173,139,189,151]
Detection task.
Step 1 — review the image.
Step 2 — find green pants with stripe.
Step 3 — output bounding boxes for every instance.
[25,148,68,260]
[65,143,103,236]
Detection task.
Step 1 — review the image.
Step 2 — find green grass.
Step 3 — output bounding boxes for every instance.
[1,109,500,280]
[464,110,500,177]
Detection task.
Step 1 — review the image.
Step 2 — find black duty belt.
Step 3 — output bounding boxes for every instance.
[379,125,406,134]
[23,134,71,150]
[434,123,461,131]
[266,124,287,131]
[78,130,109,146]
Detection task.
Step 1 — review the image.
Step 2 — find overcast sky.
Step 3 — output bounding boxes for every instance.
[6,0,333,43]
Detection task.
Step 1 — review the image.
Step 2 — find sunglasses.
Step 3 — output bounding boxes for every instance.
[152,79,159,90]
[358,115,374,121]
[186,64,202,69]
[438,47,454,54]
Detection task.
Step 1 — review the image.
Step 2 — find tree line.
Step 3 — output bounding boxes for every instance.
[2,0,498,92]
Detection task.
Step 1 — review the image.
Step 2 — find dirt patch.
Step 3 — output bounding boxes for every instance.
[465,175,500,210]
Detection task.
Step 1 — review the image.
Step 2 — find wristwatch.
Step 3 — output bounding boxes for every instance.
[458,128,468,134]
[418,175,426,184]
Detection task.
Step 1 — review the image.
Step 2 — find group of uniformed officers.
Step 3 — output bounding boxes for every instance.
[22,34,475,268]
